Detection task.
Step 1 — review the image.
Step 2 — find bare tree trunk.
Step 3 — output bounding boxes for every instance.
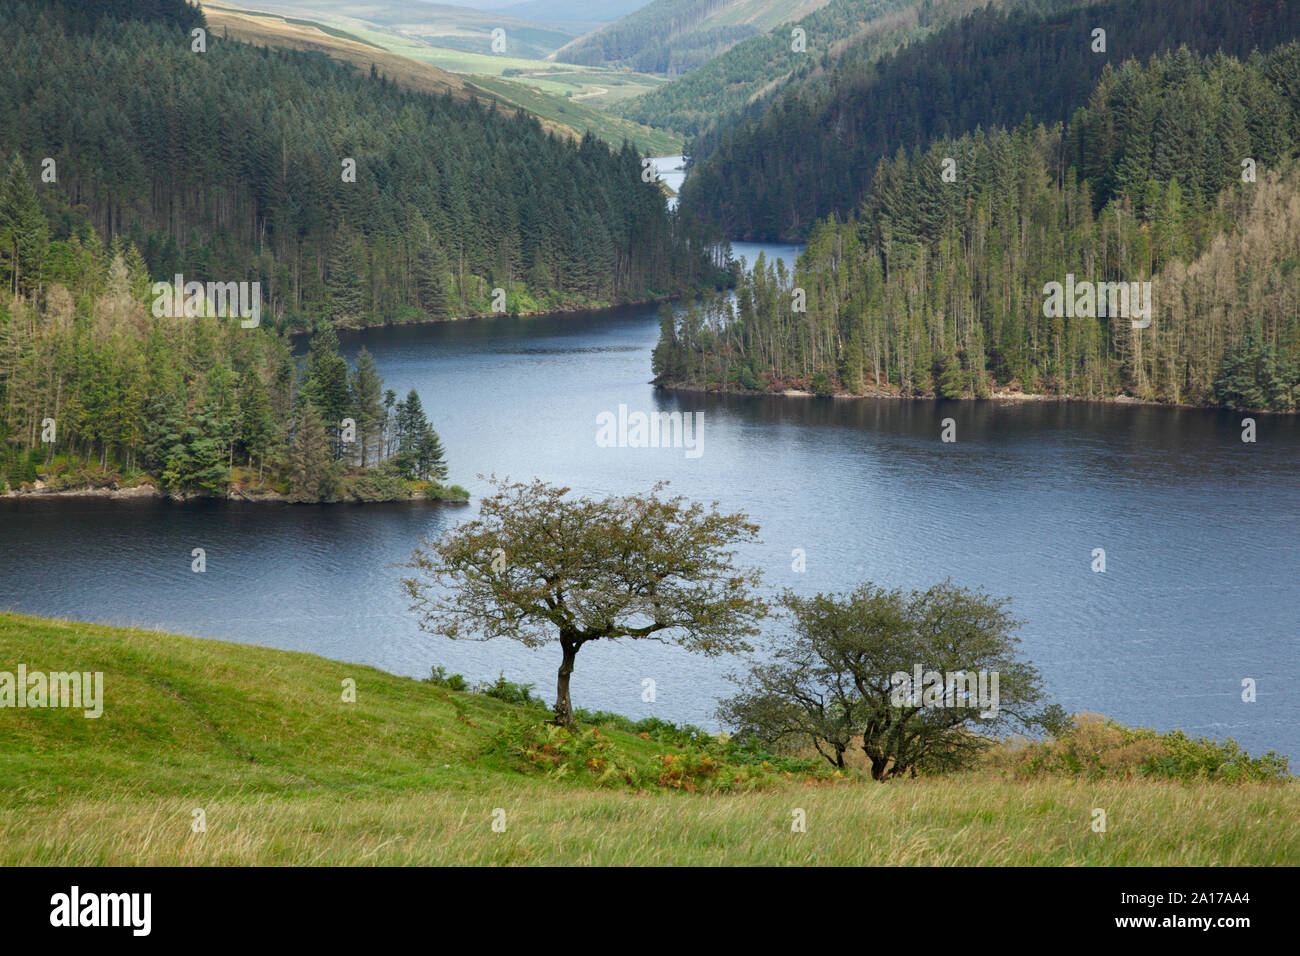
[868,754,888,781]
[554,633,580,727]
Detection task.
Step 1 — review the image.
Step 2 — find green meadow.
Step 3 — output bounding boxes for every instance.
[0,613,1293,865]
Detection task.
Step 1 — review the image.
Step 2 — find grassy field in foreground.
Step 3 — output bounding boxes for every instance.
[0,612,1295,865]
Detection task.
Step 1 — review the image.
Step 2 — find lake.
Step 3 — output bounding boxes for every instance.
[1,237,1296,760]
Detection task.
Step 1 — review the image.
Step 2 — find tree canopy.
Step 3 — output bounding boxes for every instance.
[655,44,1300,409]
[402,478,768,725]
[0,0,727,332]
[720,582,1054,780]
[681,0,1300,240]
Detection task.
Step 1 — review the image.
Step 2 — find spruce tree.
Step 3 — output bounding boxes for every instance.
[326,231,364,327]
[0,154,48,298]
[415,241,450,318]
[936,349,964,399]
[349,347,385,467]
[300,327,351,458]
[288,401,336,502]
[240,372,274,479]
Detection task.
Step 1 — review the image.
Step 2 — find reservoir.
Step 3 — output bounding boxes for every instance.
[1,240,1296,760]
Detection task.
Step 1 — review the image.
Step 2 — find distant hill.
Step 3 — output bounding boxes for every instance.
[223,0,578,59]
[616,0,977,137]
[497,0,656,33]
[551,0,835,74]
[204,3,476,98]
[203,3,682,153]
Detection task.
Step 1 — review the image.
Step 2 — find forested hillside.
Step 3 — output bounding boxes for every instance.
[681,0,1300,240]
[655,45,1300,411]
[0,0,727,499]
[0,0,725,332]
[0,169,464,502]
[616,0,965,138]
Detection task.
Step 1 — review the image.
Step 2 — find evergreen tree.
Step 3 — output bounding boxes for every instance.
[936,350,964,400]
[288,401,337,502]
[349,347,385,467]
[299,327,351,459]
[326,231,364,327]
[392,388,446,480]
[418,425,449,482]
[415,241,450,318]
[240,371,274,479]
[1214,329,1293,410]
[0,154,48,298]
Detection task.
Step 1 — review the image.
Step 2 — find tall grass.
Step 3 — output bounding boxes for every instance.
[1,612,1293,865]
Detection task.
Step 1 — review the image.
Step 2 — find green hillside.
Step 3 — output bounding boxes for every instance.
[205,2,682,152]
[616,0,984,137]
[211,1,678,135]
[1,612,1295,865]
[681,0,1300,239]
[467,75,684,154]
[551,0,836,74]
[222,0,578,59]
[0,0,714,332]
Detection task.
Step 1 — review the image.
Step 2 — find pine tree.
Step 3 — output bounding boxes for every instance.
[0,154,48,298]
[415,241,450,318]
[288,401,336,502]
[392,388,446,480]
[418,425,448,482]
[936,349,964,399]
[326,231,364,326]
[299,326,351,458]
[349,347,385,467]
[240,371,274,479]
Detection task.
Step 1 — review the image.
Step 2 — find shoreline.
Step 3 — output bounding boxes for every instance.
[0,480,470,505]
[293,293,682,337]
[655,381,1294,414]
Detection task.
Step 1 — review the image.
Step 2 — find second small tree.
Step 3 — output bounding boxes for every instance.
[720,582,1053,779]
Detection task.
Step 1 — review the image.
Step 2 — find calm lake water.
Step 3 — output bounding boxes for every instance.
[2,238,1297,760]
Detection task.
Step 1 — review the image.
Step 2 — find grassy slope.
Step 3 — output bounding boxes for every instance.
[466,75,682,153]
[204,3,682,153]
[552,0,836,65]
[0,612,1294,865]
[221,0,577,57]
[203,3,488,99]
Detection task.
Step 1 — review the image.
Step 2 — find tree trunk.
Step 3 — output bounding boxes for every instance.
[867,751,888,781]
[553,634,580,727]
